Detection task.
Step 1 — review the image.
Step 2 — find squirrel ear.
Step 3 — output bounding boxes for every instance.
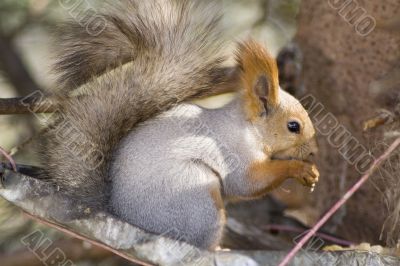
[254,74,274,115]
[237,40,280,120]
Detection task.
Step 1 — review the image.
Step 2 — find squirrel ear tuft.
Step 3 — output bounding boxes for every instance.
[236,40,280,120]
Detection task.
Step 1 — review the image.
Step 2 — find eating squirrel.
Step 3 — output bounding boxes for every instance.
[40,0,319,250]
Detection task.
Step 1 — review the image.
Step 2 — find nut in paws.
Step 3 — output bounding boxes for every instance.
[293,162,319,188]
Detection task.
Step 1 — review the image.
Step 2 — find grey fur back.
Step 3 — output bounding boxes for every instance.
[41,0,230,210]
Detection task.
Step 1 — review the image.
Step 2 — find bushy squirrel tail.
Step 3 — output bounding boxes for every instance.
[41,0,232,210]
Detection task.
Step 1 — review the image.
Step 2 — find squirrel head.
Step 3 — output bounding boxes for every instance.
[237,40,318,161]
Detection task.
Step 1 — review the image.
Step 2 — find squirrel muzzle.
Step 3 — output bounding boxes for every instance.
[271,137,319,162]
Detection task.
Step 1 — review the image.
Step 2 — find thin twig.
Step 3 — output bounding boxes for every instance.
[265,224,354,247]
[278,137,400,266]
[0,146,16,171]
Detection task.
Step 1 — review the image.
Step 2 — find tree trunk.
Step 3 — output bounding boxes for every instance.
[290,0,400,245]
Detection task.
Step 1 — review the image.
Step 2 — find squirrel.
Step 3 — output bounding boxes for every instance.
[39,0,319,250]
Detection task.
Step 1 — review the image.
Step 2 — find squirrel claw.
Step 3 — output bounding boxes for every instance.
[292,161,320,188]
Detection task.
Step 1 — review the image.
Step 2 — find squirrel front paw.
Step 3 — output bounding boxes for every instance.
[290,161,319,188]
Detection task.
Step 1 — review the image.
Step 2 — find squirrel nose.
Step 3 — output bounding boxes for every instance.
[305,151,317,163]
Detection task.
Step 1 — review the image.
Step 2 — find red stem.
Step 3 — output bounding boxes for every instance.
[278,137,400,266]
[0,146,17,171]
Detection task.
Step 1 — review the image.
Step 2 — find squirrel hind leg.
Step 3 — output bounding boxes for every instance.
[109,154,225,249]
[110,182,225,250]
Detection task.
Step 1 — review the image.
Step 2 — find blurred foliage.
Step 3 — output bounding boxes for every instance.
[0,0,44,36]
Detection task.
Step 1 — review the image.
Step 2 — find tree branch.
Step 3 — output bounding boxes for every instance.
[0,97,57,115]
[0,162,42,178]
[0,33,42,96]
[0,238,113,266]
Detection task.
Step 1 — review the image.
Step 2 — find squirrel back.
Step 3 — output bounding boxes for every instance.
[41,0,232,210]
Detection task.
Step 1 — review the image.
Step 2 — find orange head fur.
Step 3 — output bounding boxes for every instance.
[236,40,318,161]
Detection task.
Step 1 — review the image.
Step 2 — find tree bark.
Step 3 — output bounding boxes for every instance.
[287,0,400,245]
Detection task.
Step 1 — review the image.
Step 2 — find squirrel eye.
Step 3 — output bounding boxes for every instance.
[287,121,301,134]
